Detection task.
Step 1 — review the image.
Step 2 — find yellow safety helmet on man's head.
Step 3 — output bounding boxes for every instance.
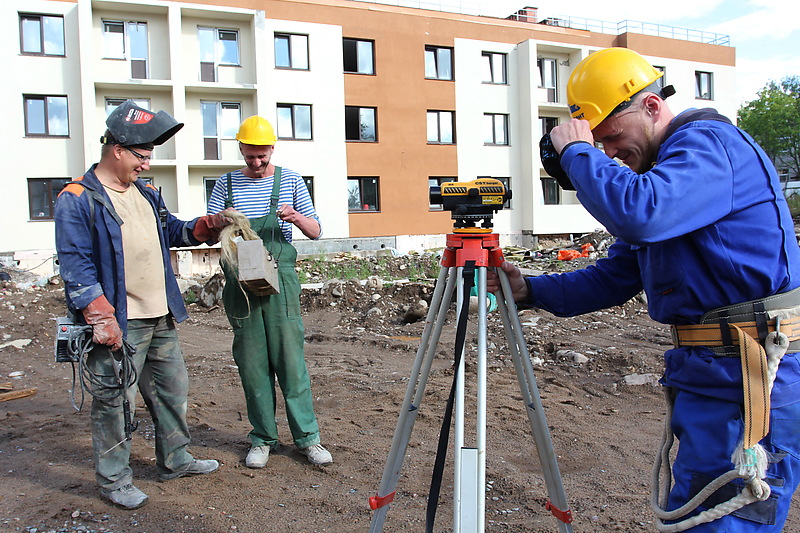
[567,47,672,130]
[236,115,277,145]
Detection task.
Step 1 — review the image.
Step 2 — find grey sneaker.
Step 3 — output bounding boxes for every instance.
[299,444,333,465]
[100,483,149,509]
[246,445,270,468]
[159,459,220,481]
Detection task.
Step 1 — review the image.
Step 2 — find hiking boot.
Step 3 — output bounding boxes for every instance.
[299,444,333,465]
[159,459,220,481]
[245,445,271,468]
[100,483,149,509]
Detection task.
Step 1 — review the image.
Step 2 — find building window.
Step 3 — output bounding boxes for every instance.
[275,33,309,70]
[695,71,713,100]
[542,177,560,205]
[345,106,377,142]
[20,13,64,56]
[427,110,455,144]
[303,176,314,203]
[105,97,150,116]
[496,177,512,209]
[484,113,509,145]
[102,20,148,78]
[201,101,241,160]
[654,66,666,89]
[537,58,557,103]
[541,116,558,135]
[203,177,218,204]
[348,177,379,212]
[343,38,374,75]
[24,95,68,137]
[428,176,455,211]
[28,178,69,220]
[198,27,240,81]
[481,52,507,84]
[425,45,453,80]
[276,104,312,140]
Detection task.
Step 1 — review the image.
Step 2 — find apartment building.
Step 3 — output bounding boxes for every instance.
[4,0,736,275]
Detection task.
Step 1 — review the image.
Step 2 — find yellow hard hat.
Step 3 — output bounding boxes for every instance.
[236,115,277,145]
[567,48,664,129]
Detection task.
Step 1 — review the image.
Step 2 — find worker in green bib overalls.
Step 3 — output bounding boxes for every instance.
[207,116,332,468]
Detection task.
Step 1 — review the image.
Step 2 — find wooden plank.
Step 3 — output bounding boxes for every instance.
[0,388,37,402]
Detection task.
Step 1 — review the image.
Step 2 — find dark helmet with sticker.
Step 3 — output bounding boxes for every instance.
[100,100,183,150]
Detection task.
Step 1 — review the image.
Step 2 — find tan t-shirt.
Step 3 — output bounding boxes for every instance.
[104,184,168,319]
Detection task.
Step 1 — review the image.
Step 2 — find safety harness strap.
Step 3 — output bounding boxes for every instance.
[671,316,800,348]
[733,324,770,448]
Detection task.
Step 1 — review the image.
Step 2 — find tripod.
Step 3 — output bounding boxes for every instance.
[369,232,574,532]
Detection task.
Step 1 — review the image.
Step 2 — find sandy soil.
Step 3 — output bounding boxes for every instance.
[0,253,798,533]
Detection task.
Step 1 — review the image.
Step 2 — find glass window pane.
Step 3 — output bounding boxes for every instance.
[198,28,215,62]
[103,21,125,59]
[481,54,492,83]
[424,50,437,78]
[220,103,241,138]
[437,48,452,80]
[362,178,378,209]
[22,18,42,54]
[493,54,505,83]
[495,116,506,144]
[360,108,375,141]
[275,35,290,67]
[290,34,308,69]
[43,16,65,55]
[357,40,373,74]
[29,180,49,217]
[440,112,453,143]
[347,180,361,210]
[218,30,239,65]
[427,112,438,142]
[294,105,312,139]
[201,102,217,137]
[277,106,294,138]
[483,114,494,144]
[47,96,68,136]
[128,22,147,61]
[26,98,46,135]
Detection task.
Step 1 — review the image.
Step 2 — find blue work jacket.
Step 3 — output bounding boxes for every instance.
[526,110,800,406]
[54,164,202,334]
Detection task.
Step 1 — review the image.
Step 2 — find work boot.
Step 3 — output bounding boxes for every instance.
[299,444,333,465]
[246,445,270,468]
[159,459,220,481]
[100,483,149,509]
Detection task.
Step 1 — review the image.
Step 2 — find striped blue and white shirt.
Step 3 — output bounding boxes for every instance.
[207,167,320,243]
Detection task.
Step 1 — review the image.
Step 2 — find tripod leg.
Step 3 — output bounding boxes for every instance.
[495,267,575,533]
[369,265,458,532]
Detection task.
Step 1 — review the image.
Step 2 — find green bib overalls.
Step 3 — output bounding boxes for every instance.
[221,168,321,449]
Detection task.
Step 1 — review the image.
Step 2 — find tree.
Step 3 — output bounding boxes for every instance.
[738,76,800,191]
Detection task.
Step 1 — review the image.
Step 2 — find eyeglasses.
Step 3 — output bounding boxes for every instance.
[126,147,152,163]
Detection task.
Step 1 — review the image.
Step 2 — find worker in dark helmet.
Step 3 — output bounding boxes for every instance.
[54,100,231,509]
[489,48,800,531]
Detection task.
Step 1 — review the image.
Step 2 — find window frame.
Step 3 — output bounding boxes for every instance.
[24,94,69,137]
[274,32,309,70]
[424,45,454,81]
[19,13,65,57]
[484,113,509,146]
[343,37,375,75]
[428,176,456,211]
[201,100,242,160]
[345,106,377,142]
[426,110,455,145]
[481,51,507,84]
[695,71,714,100]
[541,176,561,205]
[302,176,314,203]
[496,177,512,209]
[276,103,313,141]
[347,176,380,212]
[537,57,558,103]
[28,177,70,220]
[653,65,666,89]
[540,116,558,136]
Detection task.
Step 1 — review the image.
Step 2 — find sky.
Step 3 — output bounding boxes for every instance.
[368,0,800,106]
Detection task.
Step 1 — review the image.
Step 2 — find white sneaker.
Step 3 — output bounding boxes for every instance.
[299,444,333,465]
[100,483,149,509]
[246,445,270,468]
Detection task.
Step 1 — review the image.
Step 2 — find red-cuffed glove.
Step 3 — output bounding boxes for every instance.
[193,209,234,243]
[82,295,123,351]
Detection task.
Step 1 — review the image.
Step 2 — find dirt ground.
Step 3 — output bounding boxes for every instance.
[1,247,798,533]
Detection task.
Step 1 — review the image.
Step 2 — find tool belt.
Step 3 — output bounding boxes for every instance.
[670,287,800,449]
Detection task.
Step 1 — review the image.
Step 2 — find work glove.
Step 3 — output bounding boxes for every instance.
[193,208,234,243]
[82,294,123,351]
